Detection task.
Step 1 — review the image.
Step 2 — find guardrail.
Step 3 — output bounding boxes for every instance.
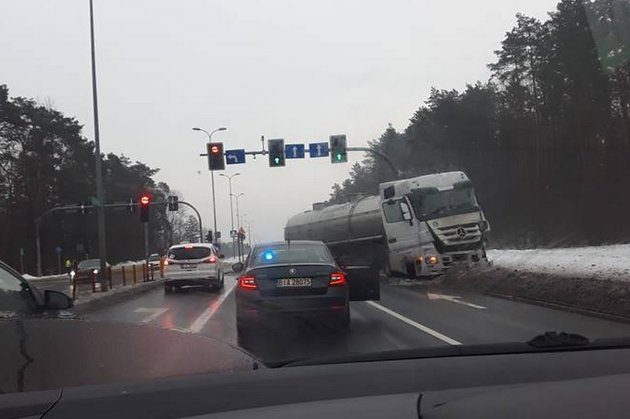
[69,261,163,300]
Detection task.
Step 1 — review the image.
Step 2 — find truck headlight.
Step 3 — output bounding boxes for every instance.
[426,255,439,265]
[93,269,99,275]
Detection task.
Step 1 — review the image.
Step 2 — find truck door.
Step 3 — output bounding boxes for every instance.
[381,197,420,272]
[345,265,380,301]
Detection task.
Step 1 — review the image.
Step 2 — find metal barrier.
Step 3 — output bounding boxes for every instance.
[69,262,151,300]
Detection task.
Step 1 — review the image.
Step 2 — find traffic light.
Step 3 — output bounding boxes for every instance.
[167,195,179,211]
[205,231,213,243]
[330,135,347,163]
[140,194,150,222]
[268,139,285,167]
[207,142,225,171]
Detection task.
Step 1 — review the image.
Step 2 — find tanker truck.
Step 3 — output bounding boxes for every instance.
[285,171,490,282]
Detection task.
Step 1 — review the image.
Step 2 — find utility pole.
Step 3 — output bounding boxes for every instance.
[89,0,108,290]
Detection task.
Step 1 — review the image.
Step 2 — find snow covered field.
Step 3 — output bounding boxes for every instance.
[488,244,630,281]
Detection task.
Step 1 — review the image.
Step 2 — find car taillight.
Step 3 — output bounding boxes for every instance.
[163,259,170,266]
[329,272,346,286]
[204,256,217,264]
[239,275,257,290]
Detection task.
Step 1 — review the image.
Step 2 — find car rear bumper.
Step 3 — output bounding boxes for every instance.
[164,269,220,287]
[236,288,348,322]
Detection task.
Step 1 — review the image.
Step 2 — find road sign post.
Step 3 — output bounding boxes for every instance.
[55,246,63,275]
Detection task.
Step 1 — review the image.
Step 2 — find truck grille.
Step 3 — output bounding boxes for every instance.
[433,222,481,245]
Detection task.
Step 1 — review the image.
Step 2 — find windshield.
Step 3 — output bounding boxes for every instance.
[2,0,630,397]
[77,260,101,269]
[408,187,479,220]
[168,247,212,260]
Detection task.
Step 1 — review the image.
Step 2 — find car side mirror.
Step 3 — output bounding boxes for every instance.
[218,254,225,259]
[44,290,73,310]
[232,262,244,273]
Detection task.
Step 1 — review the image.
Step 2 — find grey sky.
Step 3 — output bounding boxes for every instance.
[1,0,558,243]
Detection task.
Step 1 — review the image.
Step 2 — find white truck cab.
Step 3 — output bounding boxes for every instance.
[379,171,489,277]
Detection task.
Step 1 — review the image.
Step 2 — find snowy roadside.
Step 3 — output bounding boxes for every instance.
[488,244,630,281]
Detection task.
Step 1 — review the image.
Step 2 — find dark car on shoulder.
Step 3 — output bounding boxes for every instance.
[233,240,350,336]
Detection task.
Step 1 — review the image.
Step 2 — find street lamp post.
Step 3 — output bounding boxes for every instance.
[219,173,240,258]
[232,193,244,230]
[232,193,244,262]
[192,127,226,243]
[88,0,108,290]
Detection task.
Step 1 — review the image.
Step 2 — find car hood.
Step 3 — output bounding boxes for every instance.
[0,318,257,393]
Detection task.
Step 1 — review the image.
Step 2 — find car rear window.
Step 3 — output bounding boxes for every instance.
[250,243,334,267]
[78,260,100,269]
[168,247,212,260]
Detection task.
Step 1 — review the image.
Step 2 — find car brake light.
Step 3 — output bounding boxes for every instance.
[163,259,169,266]
[204,256,217,264]
[239,275,258,290]
[329,272,346,286]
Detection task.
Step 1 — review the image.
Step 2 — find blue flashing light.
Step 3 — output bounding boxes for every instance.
[263,251,274,261]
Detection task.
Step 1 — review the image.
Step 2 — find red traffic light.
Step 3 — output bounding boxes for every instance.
[140,195,150,205]
[211,145,220,154]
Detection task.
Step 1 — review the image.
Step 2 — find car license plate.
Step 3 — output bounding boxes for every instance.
[276,278,312,288]
[180,263,197,269]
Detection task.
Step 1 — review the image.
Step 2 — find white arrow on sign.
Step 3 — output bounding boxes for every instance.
[227,154,239,163]
[426,293,486,309]
[291,146,298,158]
[316,144,322,156]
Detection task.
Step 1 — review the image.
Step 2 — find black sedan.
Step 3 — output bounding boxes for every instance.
[233,240,350,335]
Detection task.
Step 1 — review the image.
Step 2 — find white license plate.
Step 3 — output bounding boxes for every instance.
[180,263,197,269]
[276,278,312,288]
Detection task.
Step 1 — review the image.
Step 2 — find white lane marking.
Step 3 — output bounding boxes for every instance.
[187,280,237,334]
[426,293,486,310]
[134,307,169,324]
[365,300,461,345]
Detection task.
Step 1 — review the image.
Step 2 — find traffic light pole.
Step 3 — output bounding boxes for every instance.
[210,169,218,244]
[34,200,204,276]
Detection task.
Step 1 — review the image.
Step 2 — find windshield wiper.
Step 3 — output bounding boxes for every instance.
[280,332,630,368]
[528,331,590,348]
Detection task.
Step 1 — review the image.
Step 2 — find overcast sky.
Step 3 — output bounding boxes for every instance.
[1,0,558,243]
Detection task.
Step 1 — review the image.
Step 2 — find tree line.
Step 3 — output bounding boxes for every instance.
[331,0,630,248]
[0,85,187,274]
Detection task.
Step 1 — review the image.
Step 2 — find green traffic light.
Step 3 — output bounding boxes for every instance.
[274,157,280,165]
[336,153,342,161]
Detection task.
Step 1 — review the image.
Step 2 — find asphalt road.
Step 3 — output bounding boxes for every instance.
[84,273,630,365]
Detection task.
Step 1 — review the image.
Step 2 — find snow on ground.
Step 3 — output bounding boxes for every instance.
[488,244,630,281]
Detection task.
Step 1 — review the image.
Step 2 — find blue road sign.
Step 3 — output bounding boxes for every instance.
[225,149,246,165]
[55,246,63,254]
[309,142,329,158]
[285,144,305,159]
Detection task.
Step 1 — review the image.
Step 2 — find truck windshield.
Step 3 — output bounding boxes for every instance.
[408,187,479,220]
